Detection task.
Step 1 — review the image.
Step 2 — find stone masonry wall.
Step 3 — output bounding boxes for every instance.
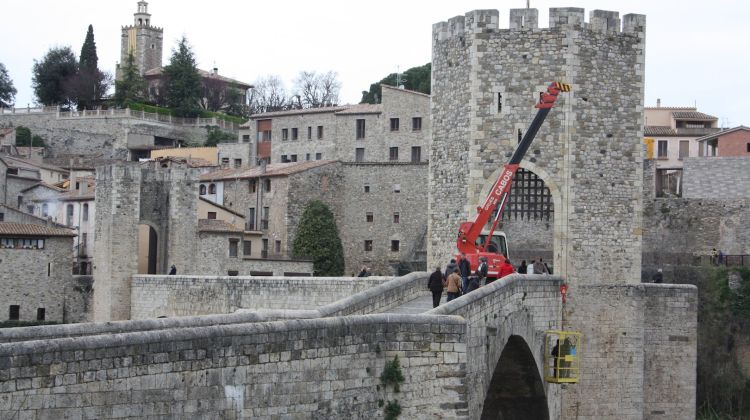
[340,162,428,275]
[0,236,74,323]
[268,111,341,163]
[683,157,750,199]
[0,315,467,419]
[130,275,385,319]
[0,112,208,159]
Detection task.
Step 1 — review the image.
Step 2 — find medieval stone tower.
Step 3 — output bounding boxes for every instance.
[431,8,697,419]
[116,1,163,79]
[93,162,199,321]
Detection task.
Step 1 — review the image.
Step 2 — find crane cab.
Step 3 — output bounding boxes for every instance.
[456,231,509,280]
[476,231,508,258]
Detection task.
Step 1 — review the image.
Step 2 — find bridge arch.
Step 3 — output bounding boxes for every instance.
[481,334,549,420]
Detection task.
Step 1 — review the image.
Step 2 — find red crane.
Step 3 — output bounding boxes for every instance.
[456,81,571,279]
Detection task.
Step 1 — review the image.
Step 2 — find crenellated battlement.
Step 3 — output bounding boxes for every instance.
[121,24,163,32]
[433,7,645,40]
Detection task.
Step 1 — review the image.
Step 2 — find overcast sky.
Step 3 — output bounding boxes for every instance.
[2,0,748,126]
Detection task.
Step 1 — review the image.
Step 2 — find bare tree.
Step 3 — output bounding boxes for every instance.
[250,75,288,113]
[293,70,341,108]
[201,76,228,112]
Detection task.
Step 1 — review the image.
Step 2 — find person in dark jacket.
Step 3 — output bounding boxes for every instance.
[427,267,444,308]
[444,258,458,280]
[458,253,472,292]
[652,268,663,283]
[169,265,177,275]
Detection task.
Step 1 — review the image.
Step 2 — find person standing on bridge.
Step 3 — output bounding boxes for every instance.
[499,259,515,279]
[428,267,444,308]
[445,268,462,302]
[458,253,472,292]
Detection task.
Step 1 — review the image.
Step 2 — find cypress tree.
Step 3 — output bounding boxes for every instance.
[163,36,202,118]
[292,201,345,276]
[79,24,98,71]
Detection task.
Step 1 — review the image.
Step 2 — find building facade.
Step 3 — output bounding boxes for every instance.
[116,1,163,79]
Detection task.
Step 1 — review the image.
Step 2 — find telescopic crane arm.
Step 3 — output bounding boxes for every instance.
[456,82,571,255]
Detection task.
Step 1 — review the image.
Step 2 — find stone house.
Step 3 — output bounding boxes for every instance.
[236,85,430,166]
[0,222,76,323]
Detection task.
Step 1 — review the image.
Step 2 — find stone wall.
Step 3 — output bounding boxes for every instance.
[0,236,74,323]
[217,142,251,167]
[0,315,467,419]
[130,275,367,319]
[267,110,341,163]
[0,112,209,159]
[339,162,428,275]
[683,157,750,199]
[563,284,697,419]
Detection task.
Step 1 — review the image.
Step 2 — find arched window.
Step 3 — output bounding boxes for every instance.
[199,185,207,195]
[209,184,216,194]
[83,203,89,221]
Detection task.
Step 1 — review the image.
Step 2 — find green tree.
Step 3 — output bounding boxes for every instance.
[14,126,45,147]
[68,24,111,110]
[204,126,235,147]
[360,63,431,104]
[163,37,202,118]
[0,62,17,107]
[32,46,78,107]
[114,52,147,106]
[292,200,344,276]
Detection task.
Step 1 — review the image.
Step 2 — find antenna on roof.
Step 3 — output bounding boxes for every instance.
[396,66,406,90]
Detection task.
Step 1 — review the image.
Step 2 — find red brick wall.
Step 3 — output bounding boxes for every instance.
[719,130,750,156]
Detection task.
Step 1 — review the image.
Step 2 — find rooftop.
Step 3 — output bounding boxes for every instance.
[696,126,750,142]
[0,222,76,237]
[198,219,243,233]
[200,160,337,181]
[144,67,252,89]
[671,111,717,121]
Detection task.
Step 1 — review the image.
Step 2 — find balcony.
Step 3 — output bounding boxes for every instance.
[260,219,269,230]
[245,221,255,231]
[674,127,721,137]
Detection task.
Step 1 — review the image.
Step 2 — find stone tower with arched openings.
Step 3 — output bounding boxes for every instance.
[116,1,163,79]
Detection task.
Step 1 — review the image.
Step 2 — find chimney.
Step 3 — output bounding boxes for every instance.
[213,67,218,75]
[656,98,661,108]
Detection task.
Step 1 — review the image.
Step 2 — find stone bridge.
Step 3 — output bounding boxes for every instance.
[0,273,694,419]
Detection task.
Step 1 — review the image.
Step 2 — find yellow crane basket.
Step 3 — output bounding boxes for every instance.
[544,330,582,384]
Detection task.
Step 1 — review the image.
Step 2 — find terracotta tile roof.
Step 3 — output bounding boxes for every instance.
[0,222,76,237]
[334,103,383,115]
[671,111,717,120]
[144,67,252,89]
[246,106,350,122]
[200,160,337,181]
[198,219,243,233]
[644,106,696,110]
[381,84,431,98]
[644,126,676,136]
[695,126,750,142]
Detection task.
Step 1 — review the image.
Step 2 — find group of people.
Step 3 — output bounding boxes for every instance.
[428,254,551,308]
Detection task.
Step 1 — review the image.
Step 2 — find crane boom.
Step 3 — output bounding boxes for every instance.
[456,82,571,277]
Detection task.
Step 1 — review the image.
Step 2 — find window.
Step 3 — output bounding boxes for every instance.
[9,305,19,321]
[391,240,400,252]
[27,205,34,214]
[292,128,298,140]
[389,147,399,161]
[412,117,422,131]
[282,128,289,141]
[497,93,503,113]
[228,270,239,276]
[356,119,366,139]
[390,118,400,131]
[36,308,45,321]
[66,204,74,226]
[315,153,322,160]
[207,212,217,220]
[229,239,239,257]
[281,155,288,163]
[264,179,271,192]
[355,148,365,162]
[221,157,230,167]
[247,207,256,230]
[249,180,256,193]
[290,154,298,162]
[243,240,252,256]
[317,126,324,139]
[275,240,281,253]
[306,153,310,161]
[364,240,373,252]
[83,204,89,221]
[209,184,216,194]
[261,207,269,229]
[234,159,242,168]
[657,140,668,158]
[200,185,207,195]
[747,143,750,153]
[42,203,48,217]
[262,238,269,258]
[393,212,400,224]
[307,126,312,140]
[393,184,401,193]
[0,213,3,222]
[678,141,690,160]
[242,134,250,142]
[366,212,373,222]
[364,184,370,193]
[411,146,422,162]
